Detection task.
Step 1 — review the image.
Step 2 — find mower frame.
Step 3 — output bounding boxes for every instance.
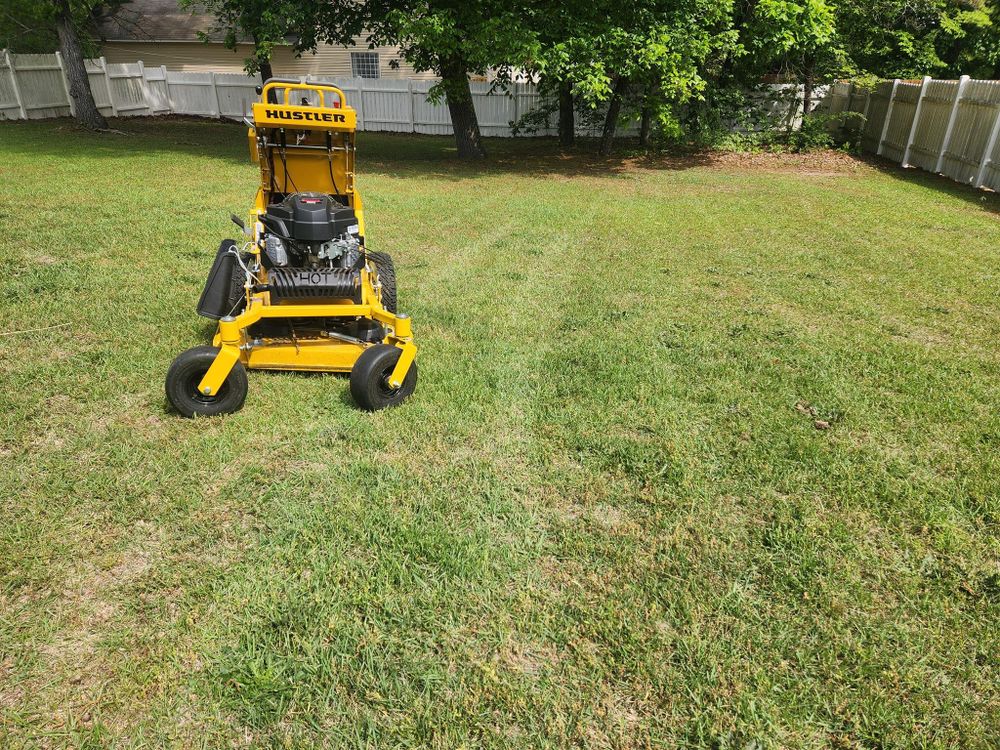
[193,80,417,400]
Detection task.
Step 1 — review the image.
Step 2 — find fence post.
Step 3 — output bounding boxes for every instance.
[161,65,173,112]
[4,50,27,119]
[355,77,366,131]
[877,79,901,157]
[934,75,968,174]
[54,50,75,116]
[974,102,1000,188]
[902,75,931,167]
[98,56,118,117]
[211,72,222,117]
[407,79,415,133]
[135,59,148,114]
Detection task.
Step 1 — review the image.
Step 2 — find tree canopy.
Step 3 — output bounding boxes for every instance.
[1,0,998,149]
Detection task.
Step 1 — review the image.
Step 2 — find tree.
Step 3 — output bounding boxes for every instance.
[1,0,112,128]
[526,5,607,148]
[533,0,737,154]
[744,0,841,114]
[1,0,59,53]
[179,0,300,82]
[835,0,1000,79]
[301,0,538,159]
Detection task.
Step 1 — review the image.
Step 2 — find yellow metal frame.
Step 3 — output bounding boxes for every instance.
[195,80,416,397]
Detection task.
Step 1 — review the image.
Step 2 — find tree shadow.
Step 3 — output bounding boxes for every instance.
[858,153,1000,218]
[0,116,251,166]
[0,115,718,180]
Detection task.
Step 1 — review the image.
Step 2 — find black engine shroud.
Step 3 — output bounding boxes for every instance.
[261,193,358,242]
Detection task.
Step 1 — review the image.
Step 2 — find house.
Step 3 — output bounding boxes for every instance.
[97,0,431,79]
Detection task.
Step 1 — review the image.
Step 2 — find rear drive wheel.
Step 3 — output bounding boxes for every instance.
[350,344,417,411]
[367,251,396,313]
[165,346,248,417]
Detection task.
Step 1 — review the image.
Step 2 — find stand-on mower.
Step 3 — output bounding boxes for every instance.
[166,79,417,417]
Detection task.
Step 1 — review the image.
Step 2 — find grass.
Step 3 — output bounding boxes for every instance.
[1,117,998,749]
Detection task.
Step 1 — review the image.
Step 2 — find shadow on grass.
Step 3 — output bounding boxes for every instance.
[0,115,717,180]
[859,153,1000,218]
[7,116,998,216]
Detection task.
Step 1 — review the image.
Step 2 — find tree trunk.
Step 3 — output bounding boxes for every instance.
[558,79,574,148]
[599,79,627,156]
[258,57,274,84]
[55,0,106,130]
[802,55,816,117]
[440,56,486,159]
[802,75,814,117]
[639,104,652,148]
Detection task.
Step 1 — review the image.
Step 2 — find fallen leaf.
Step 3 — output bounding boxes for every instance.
[795,400,819,417]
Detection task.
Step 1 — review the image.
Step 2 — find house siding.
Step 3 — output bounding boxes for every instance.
[101,40,432,79]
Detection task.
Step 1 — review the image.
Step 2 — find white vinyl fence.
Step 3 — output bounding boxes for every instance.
[826,77,1000,192]
[0,50,613,137]
[4,50,999,192]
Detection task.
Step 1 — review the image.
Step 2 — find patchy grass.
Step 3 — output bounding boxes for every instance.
[1,117,999,749]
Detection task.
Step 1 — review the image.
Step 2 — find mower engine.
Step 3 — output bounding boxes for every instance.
[261,192,362,270]
[259,193,363,301]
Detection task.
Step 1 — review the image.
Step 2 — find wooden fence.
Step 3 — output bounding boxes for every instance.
[826,77,1000,192]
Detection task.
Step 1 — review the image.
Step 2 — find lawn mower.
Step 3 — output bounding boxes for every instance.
[165,79,417,417]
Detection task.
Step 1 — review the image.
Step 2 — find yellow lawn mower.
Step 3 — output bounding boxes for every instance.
[165,79,417,417]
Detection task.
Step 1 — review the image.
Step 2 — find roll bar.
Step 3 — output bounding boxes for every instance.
[256,79,347,109]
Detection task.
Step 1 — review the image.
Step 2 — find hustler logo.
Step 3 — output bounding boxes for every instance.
[264,109,346,123]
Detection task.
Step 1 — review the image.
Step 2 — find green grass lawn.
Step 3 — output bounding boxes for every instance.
[1,118,998,749]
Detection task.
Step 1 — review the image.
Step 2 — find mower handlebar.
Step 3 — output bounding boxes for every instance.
[259,79,347,109]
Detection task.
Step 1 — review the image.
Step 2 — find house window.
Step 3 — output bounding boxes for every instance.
[351,52,380,79]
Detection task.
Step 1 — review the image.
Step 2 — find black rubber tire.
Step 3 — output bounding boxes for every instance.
[165,345,249,417]
[367,251,397,313]
[349,344,417,411]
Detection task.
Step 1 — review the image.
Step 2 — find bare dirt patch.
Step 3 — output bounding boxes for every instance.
[698,148,868,175]
[5,521,165,734]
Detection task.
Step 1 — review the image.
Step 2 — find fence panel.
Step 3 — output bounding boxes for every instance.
[825,81,852,118]
[472,82,520,137]
[82,59,113,117]
[939,79,1000,184]
[166,70,218,116]
[12,53,70,119]
[880,82,920,162]
[905,79,957,172]
[0,53,21,119]
[141,65,172,113]
[981,121,1000,191]
[409,79,453,135]
[840,85,869,137]
[357,78,413,132]
[107,62,148,115]
[861,81,893,152]
[214,72,261,119]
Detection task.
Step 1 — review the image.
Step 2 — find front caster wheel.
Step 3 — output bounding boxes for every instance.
[350,344,417,411]
[165,345,248,417]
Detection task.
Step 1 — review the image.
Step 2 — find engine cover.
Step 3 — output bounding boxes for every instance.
[262,193,358,243]
[266,267,361,301]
